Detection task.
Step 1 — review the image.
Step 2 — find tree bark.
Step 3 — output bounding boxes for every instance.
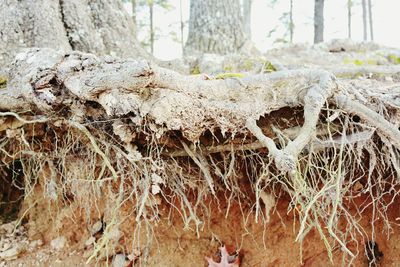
[362,0,368,41]
[179,0,184,55]
[242,0,252,39]
[347,0,352,39]
[131,0,137,37]
[0,0,149,69]
[368,0,374,41]
[313,0,324,44]
[185,0,249,55]
[0,0,70,67]
[289,0,294,43]
[149,1,154,55]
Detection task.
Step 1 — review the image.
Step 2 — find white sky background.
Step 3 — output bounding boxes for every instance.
[125,0,400,60]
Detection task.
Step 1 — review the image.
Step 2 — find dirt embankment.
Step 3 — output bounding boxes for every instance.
[0,43,400,266]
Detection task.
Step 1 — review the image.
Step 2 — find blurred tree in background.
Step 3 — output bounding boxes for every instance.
[184,0,249,55]
[266,0,295,44]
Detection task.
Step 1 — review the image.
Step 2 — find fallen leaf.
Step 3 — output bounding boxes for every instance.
[205,246,240,267]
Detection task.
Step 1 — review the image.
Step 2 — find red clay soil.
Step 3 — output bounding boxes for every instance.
[6,192,400,267]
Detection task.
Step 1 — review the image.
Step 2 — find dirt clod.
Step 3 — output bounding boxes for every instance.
[112,254,128,267]
[50,236,67,251]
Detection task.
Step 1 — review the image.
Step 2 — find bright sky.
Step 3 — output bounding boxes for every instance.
[125,0,400,60]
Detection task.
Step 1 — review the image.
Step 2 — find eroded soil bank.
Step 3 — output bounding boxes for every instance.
[2,189,399,267]
[0,44,400,266]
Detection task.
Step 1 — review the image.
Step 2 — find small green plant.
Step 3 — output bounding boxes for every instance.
[242,59,254,71]
[214,73,245,79]
[263,60,277,73]
[0,76,7,89]
[353,59,363,66]
[190,65,200,75]
[343,59,377,66]
[223,65,233,72]
[343,58,352,64]
[387,54,400,64]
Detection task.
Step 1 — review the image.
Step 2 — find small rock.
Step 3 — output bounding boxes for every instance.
[108,228,121,242]
[0,224,14,235]
[0,244,25,260]
[50,236,67,251]
[353,181,364,192]
[91,221,103,236]
[29,239,43,250]
[112,254,128,267]
[84,236,96,247]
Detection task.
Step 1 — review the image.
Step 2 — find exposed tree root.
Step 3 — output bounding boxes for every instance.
[0,48,400,264]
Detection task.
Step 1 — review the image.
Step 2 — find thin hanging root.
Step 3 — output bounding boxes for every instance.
[67,120,118,181]
[181,141,215,195]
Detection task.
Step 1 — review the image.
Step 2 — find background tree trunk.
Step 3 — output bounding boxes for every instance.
[179,0,185,55]
[347,0,352,39]
[0,0,71,68]
[131,0,137,37]
[313,0,325,44]
[368,0,374,41]
[242,0,252,39]
[149,1,155,54]
[0,0,149,69]
[184,0,248,55]
[289,0,294,43]
[362,0,368,40]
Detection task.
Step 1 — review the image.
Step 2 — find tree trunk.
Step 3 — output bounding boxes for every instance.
[185,0,248,55]
[149,1,154,55]
[179,0,185,55]
[347,0,352,39]
[362,0,368,41]
[242,0,252,39]
[289,0,294,43]
[0,0,70,68]
[313,0,324,44]
[368,0,374,41]
[0,0,149,69]
[131,0,137,37]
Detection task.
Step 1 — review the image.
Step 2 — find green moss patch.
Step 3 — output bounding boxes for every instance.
[0,76,7,89]
[214,73,245,80]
